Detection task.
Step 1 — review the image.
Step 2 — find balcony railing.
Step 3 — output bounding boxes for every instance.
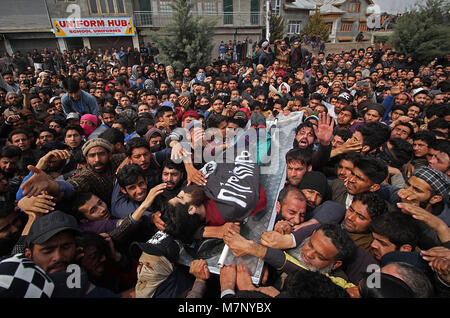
[134,11,265,28]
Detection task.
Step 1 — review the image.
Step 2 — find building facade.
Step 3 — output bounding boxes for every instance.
[270,0,315,37]
[132,0,266,59]
[1,0,137,54]
[313,0,374,43]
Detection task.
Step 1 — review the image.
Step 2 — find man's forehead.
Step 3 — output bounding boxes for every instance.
[298,126,313,133]
[408,175,433,192]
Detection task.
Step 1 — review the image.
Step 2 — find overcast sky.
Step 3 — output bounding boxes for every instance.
[372,0,428,14]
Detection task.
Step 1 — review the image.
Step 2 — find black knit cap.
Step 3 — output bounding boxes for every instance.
[297,171,330,200]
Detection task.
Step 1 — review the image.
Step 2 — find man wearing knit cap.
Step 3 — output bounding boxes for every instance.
[298,171,330,210]
[377,166,450,249]
[66,138,126,206]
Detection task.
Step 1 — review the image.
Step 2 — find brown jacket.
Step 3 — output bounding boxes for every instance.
[67,153,126,206]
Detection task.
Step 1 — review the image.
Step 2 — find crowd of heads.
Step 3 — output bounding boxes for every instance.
[0,37,449,299]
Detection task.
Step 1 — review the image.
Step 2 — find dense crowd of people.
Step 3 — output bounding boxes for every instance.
[0,35,448,299]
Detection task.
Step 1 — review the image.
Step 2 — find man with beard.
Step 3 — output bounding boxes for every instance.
[0,201,26,256]
[224,223,358,288]
[292,113,334,172]
[111,137,171,218]
[0,145,21,180]
[273,185,308,232]
[340,192,387,253]
[19,210,134,297]
[297,171,330,211]
[143,128,165,153]
[279,172,347,233]
[8,129,41,166]
[377,166,450,250]
[19,138,126,211]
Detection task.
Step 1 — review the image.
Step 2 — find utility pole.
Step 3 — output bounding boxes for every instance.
[265,0,270,41]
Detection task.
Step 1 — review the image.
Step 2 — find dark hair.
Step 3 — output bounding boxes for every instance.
[392,121,414,138]
[104,97,118,108]
[386,138,414,167]
[285,148,313,167]
[160,203,204,244]
[369,212,419,250]
[64,125,84,139]
[206,113,227,129]
[426,104,450,119]
[125,137,150,157]
[0,200,15,219]
[71,192,95,221]
[354,156,388,185]
[8,129,29,142]
[98,127,125,145]
[341,106,358,119]
[429,138,450,157]
[117,163,145,188]
[390,104,408,115]
[100,107,116,117]
[0,145,22,159]
[63,77,80,93]
[352,192,387,220]
[112,117,130,131]
[162,159,185,175]
[357,121,390,152]
[135,118,155,136]
[310,92,323,101]
[156,106,174,120]
[412,130,436,147]
[337,150,362,164]
[334,129,353,142]
[277,185,306,205]
[280,270,349,298]
[319,223,356,262]
[72,148,86,165]
[39,127,57,138]
[428,118,449,134]
[75,231,108,257]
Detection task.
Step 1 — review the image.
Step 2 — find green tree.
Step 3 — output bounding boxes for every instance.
[264,12,286,42]
[391,0,450,66]
[301,9,329,42]
[149,0,217,74]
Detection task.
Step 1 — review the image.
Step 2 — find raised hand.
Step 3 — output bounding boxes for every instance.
[20,165,58,198]
[313,112,335,146]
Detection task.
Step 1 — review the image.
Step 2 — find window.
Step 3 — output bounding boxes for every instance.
[287,21,302,34]
[116,0,124,13]
[340,22,353,32]
[223,0,233,25]
[204,1,217,16]
[270,0,281,16]
[159,1,172,16]
[359,20,368,32]
[137,0,151,11]
[349,0,361,13]
[325,22,333,34]
[89,0,98,13]
[88,0,126,14]
[251,0,259,25]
